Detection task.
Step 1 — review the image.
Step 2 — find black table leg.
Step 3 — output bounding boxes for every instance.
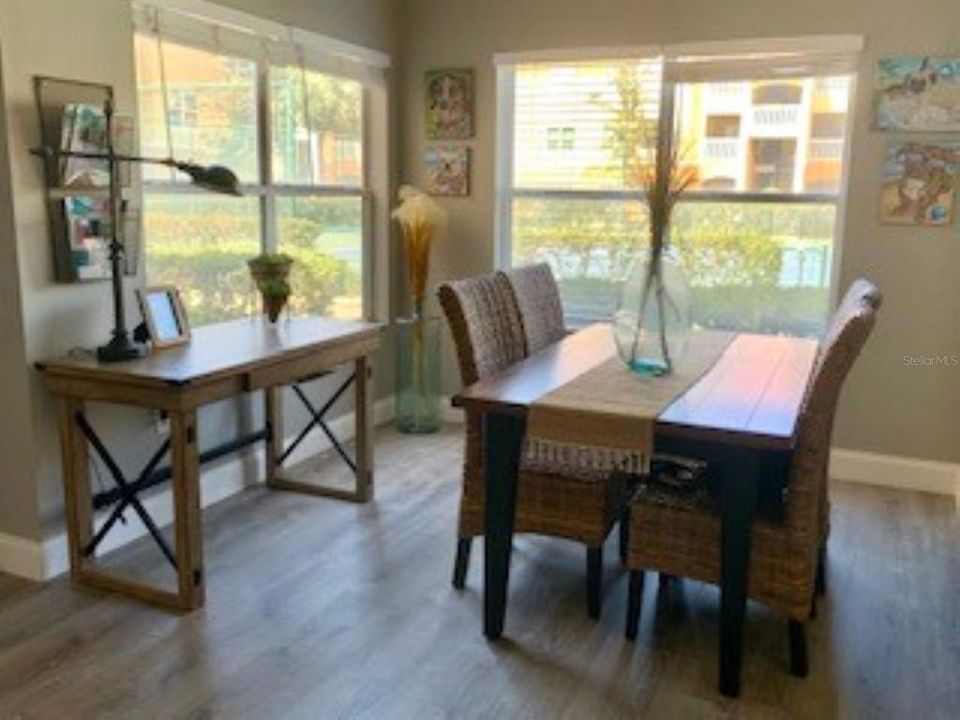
[718,450,760,698]
[483,411,525,639]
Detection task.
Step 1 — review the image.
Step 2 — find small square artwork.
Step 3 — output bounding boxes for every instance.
[59,104,136,187]
[63,196,112,280]
[874,57,960,132]
[425,68,474,139]
[425,147,470,196]
[880,142,960,226]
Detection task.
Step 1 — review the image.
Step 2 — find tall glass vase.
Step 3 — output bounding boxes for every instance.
[613,248,692,375]
[395,315,442,433]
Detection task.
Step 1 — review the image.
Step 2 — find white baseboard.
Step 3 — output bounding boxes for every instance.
[5,410,955,582]
[0,396,396,582]
[830,448,960,508]
[441,395,464,424]
[0,533,48,582]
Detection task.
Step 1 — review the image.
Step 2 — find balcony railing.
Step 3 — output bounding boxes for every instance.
[809,139,844,160]
[753,104,800,126]
[703,139,740,159]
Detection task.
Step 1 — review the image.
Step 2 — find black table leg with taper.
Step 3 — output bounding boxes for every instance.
[718,450,760,697]
[483,411,526,639]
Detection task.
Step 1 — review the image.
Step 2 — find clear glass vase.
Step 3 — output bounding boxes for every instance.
[395,316,442,434]
[613,248,693,375]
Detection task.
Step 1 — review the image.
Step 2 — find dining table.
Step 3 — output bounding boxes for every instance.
[453,323,819,698]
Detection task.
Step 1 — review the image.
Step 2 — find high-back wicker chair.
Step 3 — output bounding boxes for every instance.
[814,279,883,593]
[498,263,567,355]
[439,273,631,618]
[625,297,879,677]
[832,278,884,327]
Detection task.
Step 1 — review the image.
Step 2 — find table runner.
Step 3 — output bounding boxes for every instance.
[524,330,735,477]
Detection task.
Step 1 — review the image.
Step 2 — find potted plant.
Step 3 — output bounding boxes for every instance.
[248,253,294,323]
[392,185,447,433]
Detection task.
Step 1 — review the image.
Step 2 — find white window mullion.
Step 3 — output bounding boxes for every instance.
[495,64,515,269]
[257,61,277,252]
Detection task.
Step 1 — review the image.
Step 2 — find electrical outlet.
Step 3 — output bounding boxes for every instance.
[154,411,170,436]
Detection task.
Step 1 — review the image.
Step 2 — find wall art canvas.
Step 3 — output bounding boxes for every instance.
[60,103,110,188]
[63,196,113,280]
[425,147,470,196]
[425,68,474,139]
[880,142,960,226]
[59,104,135,187]
[874,57,960,131]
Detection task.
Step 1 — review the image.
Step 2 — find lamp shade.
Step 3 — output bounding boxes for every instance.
[176,162,243,196]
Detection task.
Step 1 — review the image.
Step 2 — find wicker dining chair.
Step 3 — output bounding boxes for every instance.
[497,263,567,355]
[624,297,879,677]
[815,278,883,595]
[439,272,631,618]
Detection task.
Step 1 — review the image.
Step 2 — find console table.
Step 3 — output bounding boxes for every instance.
[37,316,381,611]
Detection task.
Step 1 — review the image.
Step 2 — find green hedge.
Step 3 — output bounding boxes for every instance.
[557,278,827,336]
[145,212,358,325]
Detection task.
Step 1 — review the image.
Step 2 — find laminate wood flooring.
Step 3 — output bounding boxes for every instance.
[0,424,957,719]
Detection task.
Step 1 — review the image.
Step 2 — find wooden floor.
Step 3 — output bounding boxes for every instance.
[0,424,957,719]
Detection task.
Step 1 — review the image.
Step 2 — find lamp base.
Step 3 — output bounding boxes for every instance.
[97,334,148,363]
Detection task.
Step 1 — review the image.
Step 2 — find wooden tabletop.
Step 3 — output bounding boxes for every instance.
[36,316,382,388]
[454,323,818,450]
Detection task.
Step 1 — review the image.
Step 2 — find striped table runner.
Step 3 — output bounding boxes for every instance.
[524,329,734,478]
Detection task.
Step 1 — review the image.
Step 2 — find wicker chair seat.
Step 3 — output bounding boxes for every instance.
[459,411,628,545]
[629,492,816,621]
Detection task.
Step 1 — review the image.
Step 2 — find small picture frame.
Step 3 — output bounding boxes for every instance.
[425,68,474,139]
[425,146,470,196]
[136,286,191,348]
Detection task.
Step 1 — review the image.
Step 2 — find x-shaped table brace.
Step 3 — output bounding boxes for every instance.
[74,412,178,570]
[74,372,361,567]
[279,371,357,474]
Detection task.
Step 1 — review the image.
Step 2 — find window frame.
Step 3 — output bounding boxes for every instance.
[136,33,375,322]
[495,47,859,332]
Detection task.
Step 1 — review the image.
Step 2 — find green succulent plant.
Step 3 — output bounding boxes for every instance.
[248,252,293,267]
[257,278,291,297]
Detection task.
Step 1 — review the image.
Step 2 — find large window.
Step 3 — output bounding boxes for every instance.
[135,32,368,325]
[497,42,857,336]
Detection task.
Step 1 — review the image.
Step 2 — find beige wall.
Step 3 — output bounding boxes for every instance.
[0,0,398,544]
[399,0,960,464]
[0,42,42,541]
[213,0,397,54]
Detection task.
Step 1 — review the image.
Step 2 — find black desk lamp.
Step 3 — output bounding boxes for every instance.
[31,98,241,362]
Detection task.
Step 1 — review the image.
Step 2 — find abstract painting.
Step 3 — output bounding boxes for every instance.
[425,147,470,196]
[880,142,960,226]
[874,57,960,132]
[63,196,112,280]
[425,69,474,139]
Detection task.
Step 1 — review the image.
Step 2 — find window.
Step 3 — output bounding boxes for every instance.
[167,90,198,128]
[497,40,857,336]
[504,58,662,321]
[547,126,576,151]
[749,138,797,192]
[134,31,369,326]
[706,115,740,137]
[753,82,803,105]
[811,112,846,138]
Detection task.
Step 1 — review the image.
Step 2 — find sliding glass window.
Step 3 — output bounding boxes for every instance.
[497,45,856,336]
[134,34,368,326]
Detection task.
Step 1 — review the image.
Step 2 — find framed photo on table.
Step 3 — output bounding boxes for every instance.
[136,286,191,348]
